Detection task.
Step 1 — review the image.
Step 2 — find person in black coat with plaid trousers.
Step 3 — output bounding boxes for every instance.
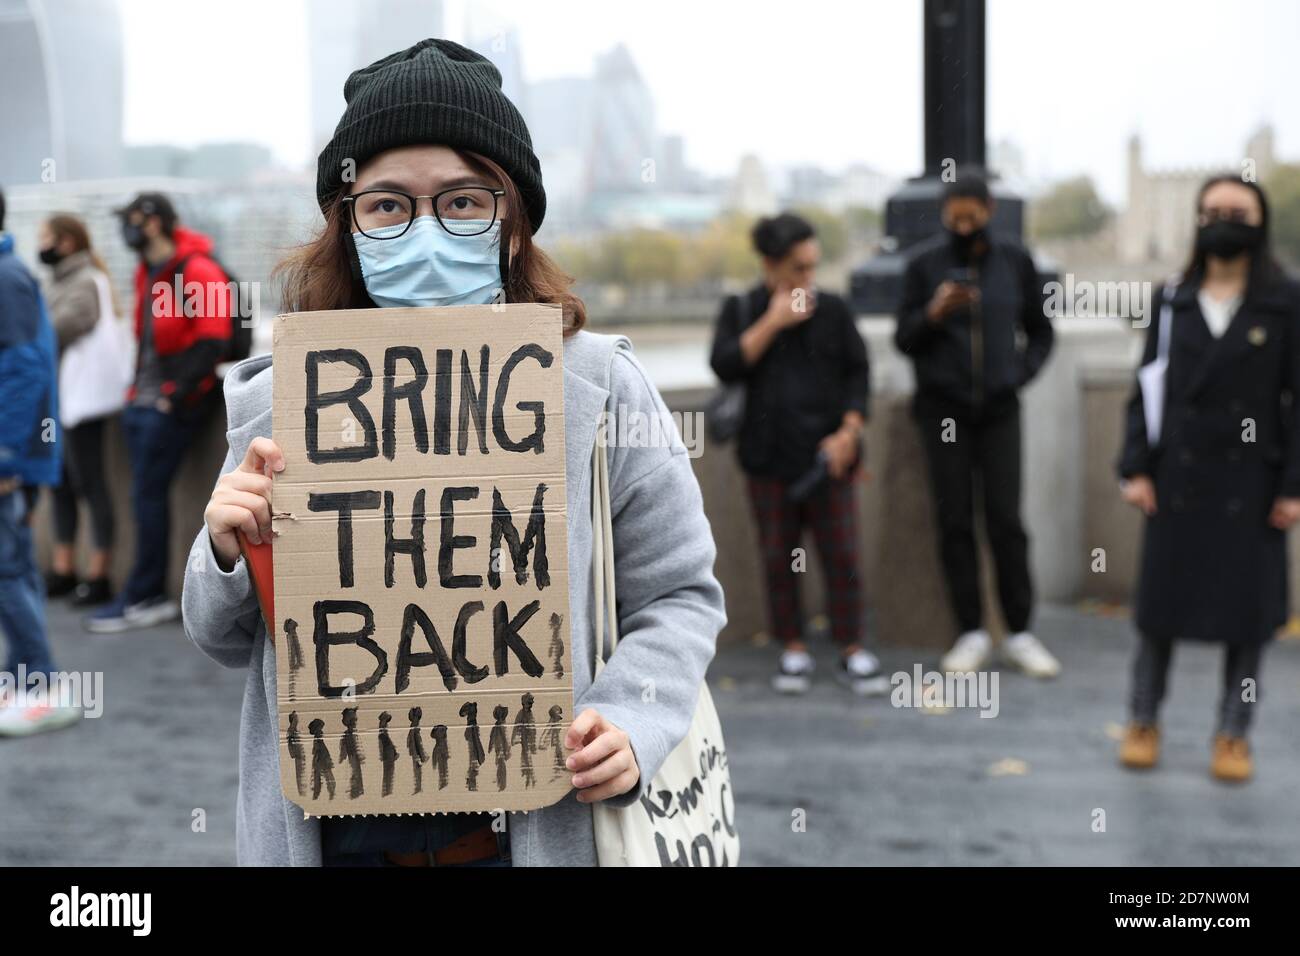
[1117,174,1300,783]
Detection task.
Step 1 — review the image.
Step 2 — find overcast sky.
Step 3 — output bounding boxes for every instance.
[121,0,1300,203]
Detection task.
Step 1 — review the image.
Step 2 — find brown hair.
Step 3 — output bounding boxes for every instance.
[275,150,585,335]
[45,213,116,308]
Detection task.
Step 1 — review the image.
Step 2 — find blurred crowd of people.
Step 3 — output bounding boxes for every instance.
[0,188,240,734]
[711,171,1300,784]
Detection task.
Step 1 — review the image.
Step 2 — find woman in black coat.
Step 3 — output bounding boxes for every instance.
[1117,174,1300,782]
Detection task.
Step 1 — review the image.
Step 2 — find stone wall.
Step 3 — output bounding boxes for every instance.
[33,316,1299,646]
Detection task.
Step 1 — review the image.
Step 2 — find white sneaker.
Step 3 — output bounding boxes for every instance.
[0,702,82,737]
[838,648,890,697]
[940,629,992,673]
[1001,632,1061,679]
[772,648,815,694]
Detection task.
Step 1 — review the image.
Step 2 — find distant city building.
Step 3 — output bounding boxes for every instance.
[308,0,445,154]
[658,134,694,193]
[0,0,124,185]
[784,165,839,207]
[783,163,896,212]
[466,21,527,111]
[1118,126,1277,266]
[526,76,595,156]
[520,76,594,230]
[836,164,897,211]
[989,137,1033,195]
[587,44,657,196]
[726,154,777,216]
[124,143,275,182]
[522,48,716,232]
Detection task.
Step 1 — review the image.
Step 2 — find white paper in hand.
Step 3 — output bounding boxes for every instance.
[1137,354,1168,446]
[1137,291,1174,446]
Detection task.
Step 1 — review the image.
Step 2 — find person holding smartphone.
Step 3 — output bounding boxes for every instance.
[894,172,1057,676]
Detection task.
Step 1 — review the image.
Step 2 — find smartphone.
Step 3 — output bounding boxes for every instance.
[945,266,977,287]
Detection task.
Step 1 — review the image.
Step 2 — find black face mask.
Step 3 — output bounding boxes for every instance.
[1196,220,1262,260]
[38,246,63,266]
[122,222,147,251]
[948,226,986,259]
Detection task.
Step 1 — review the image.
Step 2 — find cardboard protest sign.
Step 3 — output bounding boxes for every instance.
[271,303,572,815]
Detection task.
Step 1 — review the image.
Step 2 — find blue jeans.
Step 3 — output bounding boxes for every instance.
[120,406,196,604]
[0,488,55,677]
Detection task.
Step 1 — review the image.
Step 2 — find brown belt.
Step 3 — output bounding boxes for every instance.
[383,824,503,867]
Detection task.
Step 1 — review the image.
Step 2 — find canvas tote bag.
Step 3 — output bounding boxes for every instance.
[588,427,740,867]
[60,270,132,428]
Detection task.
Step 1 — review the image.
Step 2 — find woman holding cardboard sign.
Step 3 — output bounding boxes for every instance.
[182,39,726,866]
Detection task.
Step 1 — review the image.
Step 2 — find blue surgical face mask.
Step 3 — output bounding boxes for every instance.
[352,216,503,308]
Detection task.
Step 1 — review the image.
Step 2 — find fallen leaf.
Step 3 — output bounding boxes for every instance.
[988,757,1029,777]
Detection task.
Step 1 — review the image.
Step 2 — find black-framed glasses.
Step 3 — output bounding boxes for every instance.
[342,187,506,239]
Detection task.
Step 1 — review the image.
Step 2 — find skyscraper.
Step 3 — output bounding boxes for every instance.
[466,19,527,111]
[587,44,656,196]
[308,0,445,154]
[0,0,124,185]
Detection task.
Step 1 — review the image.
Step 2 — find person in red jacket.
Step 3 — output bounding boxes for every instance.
[87,193,232,633]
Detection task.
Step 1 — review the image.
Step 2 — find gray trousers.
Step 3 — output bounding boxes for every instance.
[1130,634,1265,737]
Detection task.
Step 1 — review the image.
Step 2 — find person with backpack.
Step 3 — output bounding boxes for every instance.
[179,39,725,866]
[87,192,234,633]
[709,213,884,696]
[38,213,130,608]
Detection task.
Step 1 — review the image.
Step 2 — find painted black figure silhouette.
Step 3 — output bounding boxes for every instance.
[538,704,567,780]
[378,711,399,797]
[286,711,306,795]
[547,613,564,679]
[510,693,538,788]
[406,707,428,794]
[488,704,511,791]
[338,707,365,799]
[284,618,303,698]
[309,718,335,800]
[459,701,485,791]
[284,618,303,670]
[430,724,450,790]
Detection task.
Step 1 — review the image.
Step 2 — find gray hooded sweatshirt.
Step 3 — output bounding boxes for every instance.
[181,329,726,866]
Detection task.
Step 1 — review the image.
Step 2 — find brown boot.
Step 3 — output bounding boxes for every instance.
[1210,734,1253,783]
[1119,722,1160,769]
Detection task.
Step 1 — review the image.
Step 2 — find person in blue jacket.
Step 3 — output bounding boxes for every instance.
[0,187,80,736]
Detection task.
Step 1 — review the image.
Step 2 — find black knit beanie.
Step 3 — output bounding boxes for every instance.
[316,38,546,233]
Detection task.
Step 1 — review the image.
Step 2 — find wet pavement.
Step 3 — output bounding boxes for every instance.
[2,601,1297,865]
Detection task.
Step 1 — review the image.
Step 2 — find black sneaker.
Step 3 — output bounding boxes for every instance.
[772,649,815,694]
[45,571,78,598]
[70,577,113,607]
[838,648,890,697]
